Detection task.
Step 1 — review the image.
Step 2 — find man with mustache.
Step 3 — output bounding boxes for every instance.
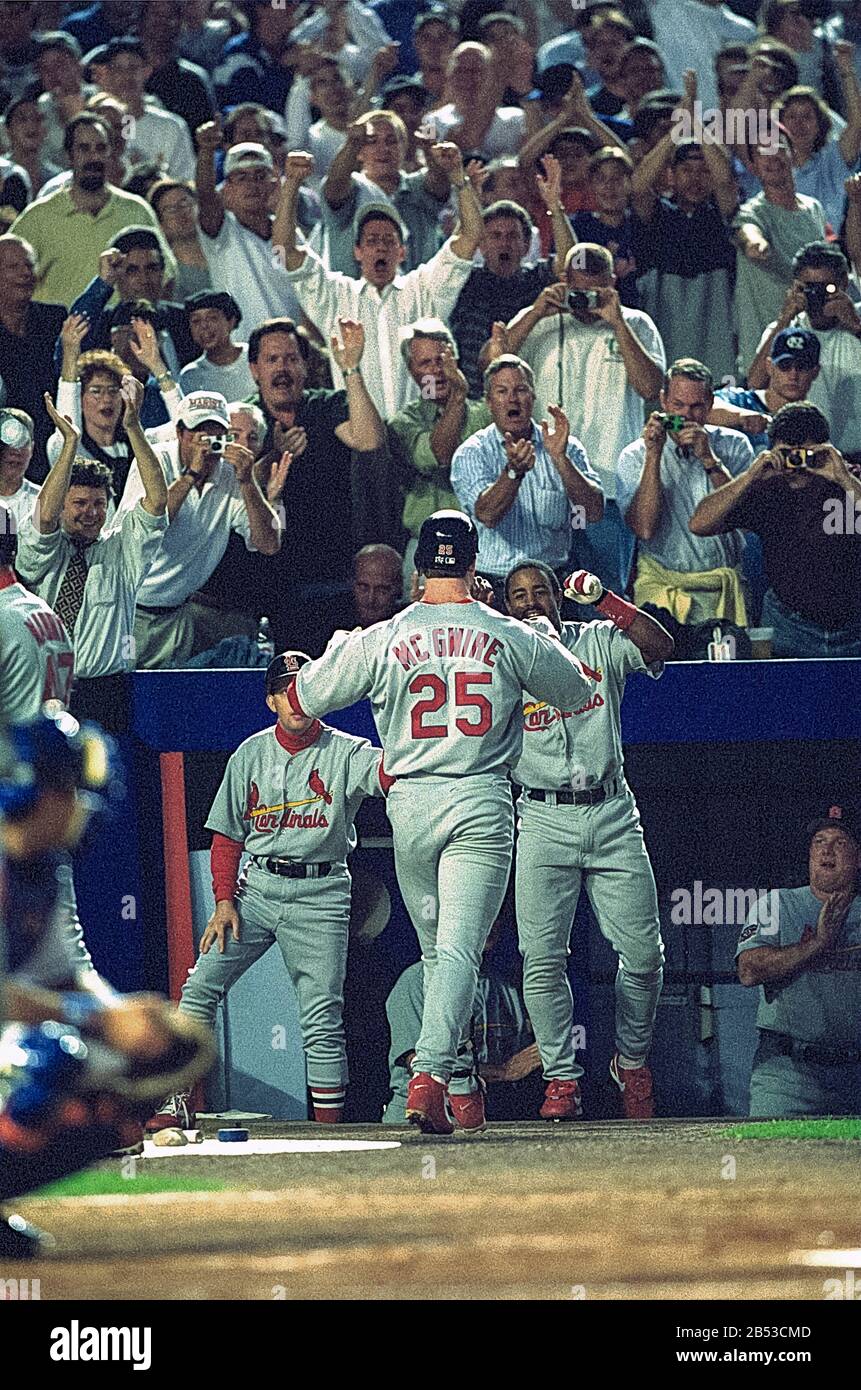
[241,315,386,654]
[9,113,168,307]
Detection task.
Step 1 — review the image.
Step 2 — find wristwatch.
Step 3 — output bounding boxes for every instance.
[506,466,521,481]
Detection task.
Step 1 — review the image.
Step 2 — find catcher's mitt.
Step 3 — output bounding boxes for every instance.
[99,1007,216,1105]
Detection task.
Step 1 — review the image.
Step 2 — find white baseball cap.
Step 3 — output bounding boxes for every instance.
[223,142,274,176]
[176,391,231,430]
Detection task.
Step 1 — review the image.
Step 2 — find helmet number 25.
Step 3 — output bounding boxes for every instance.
[409,672,492,739]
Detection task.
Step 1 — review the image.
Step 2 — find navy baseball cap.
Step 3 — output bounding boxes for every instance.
[806,805,860,846]
[771,328,820,369]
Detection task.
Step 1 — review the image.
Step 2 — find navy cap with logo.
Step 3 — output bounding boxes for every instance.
[266,650,311,695]
[806,804,860,847]
[414,509,478,575]
[771,327,821,370]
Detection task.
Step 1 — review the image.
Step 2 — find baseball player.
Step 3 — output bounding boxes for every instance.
[148,651,393,1131]
[0,504,74,720]
[737,805,861,1118]
[505,560,674,1120]
[0,709,214,1258]
[286,509,596,1135]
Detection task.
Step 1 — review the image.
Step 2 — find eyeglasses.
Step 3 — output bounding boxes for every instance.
[84,385,121,399]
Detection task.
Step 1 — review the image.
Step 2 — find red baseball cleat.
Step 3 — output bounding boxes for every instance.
[539,1078,582,1121]
[405,1072,454,1135]
[610,1054,654,1119]
[447,1079,487,1133]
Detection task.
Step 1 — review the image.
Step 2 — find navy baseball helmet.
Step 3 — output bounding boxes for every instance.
[0,704,120,828]
[414,509,478,576]
[266,650,311,695]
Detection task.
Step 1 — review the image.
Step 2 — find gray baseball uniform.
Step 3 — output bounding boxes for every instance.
[736,887,861,1117]
[293,600,594,1085]
[179,721,387,1092]
[0,576,74,719]
[382,960,532,1122]
[0,575,96,980]
[512,619,664,1079]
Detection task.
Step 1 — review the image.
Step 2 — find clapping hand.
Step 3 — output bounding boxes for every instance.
[43,392,80,443]
[540,402,570,462]
[119,374,144,428]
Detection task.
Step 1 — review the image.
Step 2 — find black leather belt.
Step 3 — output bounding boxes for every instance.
[252,856,332,879]
[527,776,620,807]
[764,1031,861,1066]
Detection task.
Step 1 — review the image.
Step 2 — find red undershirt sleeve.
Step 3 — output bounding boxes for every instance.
[211,832,244,901]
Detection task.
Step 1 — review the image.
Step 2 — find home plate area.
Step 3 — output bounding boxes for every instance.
[10,1118,861,1300]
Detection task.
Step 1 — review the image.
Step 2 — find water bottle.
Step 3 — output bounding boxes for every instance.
[257,615,275,661]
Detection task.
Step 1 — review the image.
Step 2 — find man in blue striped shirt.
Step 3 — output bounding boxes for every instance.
[450,354,604,602]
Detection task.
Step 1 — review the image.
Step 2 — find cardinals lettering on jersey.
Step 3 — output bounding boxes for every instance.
[243,770,333,830]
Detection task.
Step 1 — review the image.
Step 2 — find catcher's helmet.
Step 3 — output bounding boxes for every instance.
[266,650,311,695]
[414,509,478,576]
[0,703,120,827]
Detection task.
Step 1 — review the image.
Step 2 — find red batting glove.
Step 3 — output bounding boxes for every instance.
[563,570,604,604]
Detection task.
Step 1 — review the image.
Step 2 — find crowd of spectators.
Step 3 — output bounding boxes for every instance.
[2,0,861,706]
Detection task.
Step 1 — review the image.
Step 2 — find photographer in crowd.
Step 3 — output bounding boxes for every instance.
[690,401,861,657]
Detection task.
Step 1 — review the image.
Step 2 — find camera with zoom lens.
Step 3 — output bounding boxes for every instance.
[656,412,686,432]
[802,281,836,314]
[779,446,828,470]
[567,288,601,314]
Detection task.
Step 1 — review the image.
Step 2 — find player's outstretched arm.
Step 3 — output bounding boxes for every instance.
[564,569,674,664]
[520,624,595,711]
[288,628,374,720]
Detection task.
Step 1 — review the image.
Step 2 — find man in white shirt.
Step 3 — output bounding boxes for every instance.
[99,37,195,180]
[274,145,483,418]
[498,243,666,593]
[15,378,168,681]
[648,0,756,114]
[194,123,306,332]
[0,409,39,538]
[115,389,283,669]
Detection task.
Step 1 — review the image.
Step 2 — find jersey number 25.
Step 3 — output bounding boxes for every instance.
[409,672,492,739]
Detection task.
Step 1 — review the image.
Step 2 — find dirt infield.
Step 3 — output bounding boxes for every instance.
[6,1119,860,1300]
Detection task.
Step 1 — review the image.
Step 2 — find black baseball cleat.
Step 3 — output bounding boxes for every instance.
[0,1212,55,1259]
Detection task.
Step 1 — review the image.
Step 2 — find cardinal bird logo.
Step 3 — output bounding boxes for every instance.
[244,780,261,820]
[308,768,332,805]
